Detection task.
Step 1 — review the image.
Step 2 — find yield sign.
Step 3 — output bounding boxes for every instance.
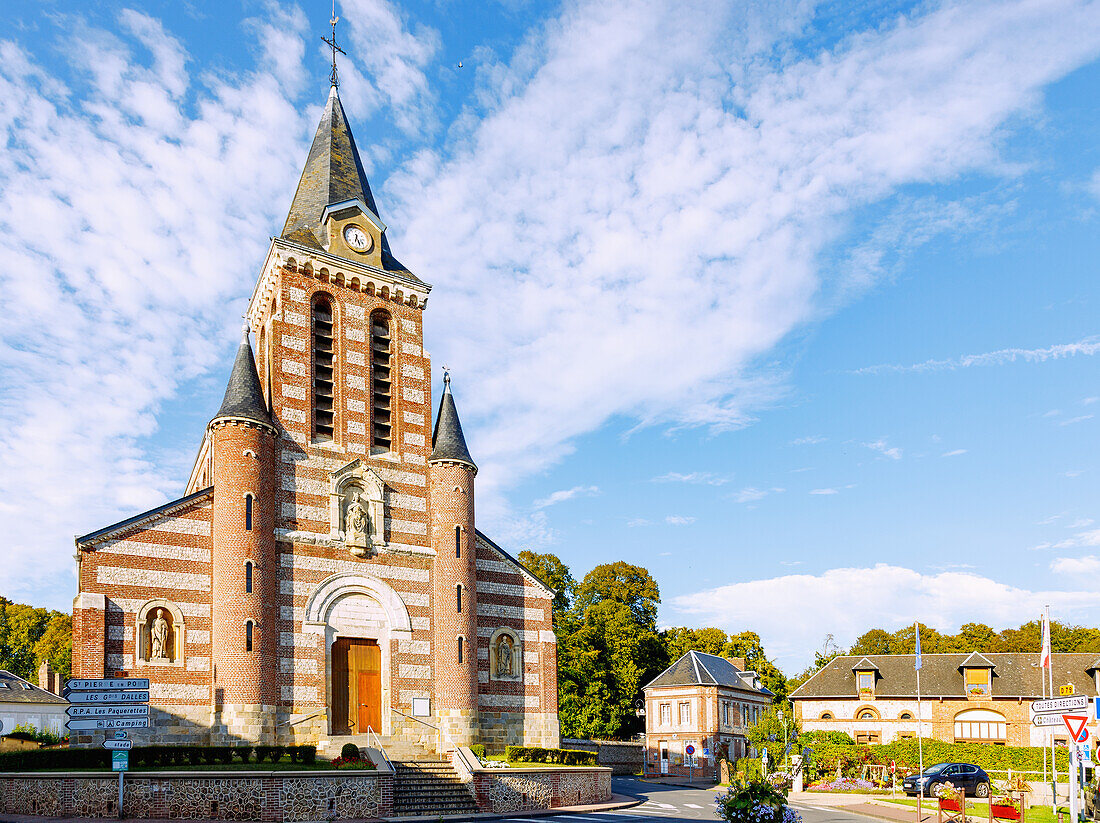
[1062,714,1089,742]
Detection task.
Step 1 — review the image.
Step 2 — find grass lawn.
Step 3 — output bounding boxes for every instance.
[481,756,597,769]
[879,796,1056,823]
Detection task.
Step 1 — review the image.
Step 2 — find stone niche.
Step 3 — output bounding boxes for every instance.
[488,628,522,683]
[329,460,386,557]
[135,599,185,667]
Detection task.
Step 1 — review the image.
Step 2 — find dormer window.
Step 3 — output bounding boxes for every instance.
[856,671,875,697]
[965,668,991,698]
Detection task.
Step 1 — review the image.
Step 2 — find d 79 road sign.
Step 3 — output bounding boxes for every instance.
[67,705,148,718]
[66,691,149,704]
[64,678,149,693]
[1031,695,1089,715]
[66,718,150,731]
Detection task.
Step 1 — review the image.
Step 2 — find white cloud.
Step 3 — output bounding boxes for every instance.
[734,486,785,503]
[665,515,696,525]
[1068,518,1095,529]
[1051,555,1100,580]
[532,484,600,509]
[810,488,839,495]
[854,337,1100,375]
[670,564,1100,669]
[1082,397,1098,405]
[942,449,968,457]
[1059,414,1094,426]
[1035,528,1100,552]
[1089,168,1100,202]
[1065,470,1086,478]
[865,439,903,460]
[652,471,729,486]
[790,436,827,446]
[627,518,651,528]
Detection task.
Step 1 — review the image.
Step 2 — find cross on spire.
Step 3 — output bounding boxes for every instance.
[322,0,346,88]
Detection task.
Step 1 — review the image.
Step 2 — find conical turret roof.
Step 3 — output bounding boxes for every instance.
[430,373,476,473]
[211,328,274,429]
[280,86,415,277]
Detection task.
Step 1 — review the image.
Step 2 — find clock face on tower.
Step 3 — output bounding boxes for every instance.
[343,224,372,253]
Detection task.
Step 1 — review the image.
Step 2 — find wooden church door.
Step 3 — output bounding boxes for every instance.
[332,638,382,735]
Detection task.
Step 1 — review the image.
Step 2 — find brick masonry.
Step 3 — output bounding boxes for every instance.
[73,218,561,753]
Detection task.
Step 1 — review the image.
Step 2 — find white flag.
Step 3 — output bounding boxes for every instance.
[1040,612,1051,669]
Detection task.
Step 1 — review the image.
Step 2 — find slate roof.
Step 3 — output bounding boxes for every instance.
[644,651,772,695]
[791,653,1100,699]
[430,375,476,472]
[281,86,418,280]
[0,670,67,705]
[211,329,274,429]
[851,657,880,671]
[76,487,214,547]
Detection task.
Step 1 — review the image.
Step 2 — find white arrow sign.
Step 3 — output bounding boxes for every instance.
[66,718,150,731]
[1033,713,1069,727]
[66,691,149,704]
[1031,695,1089,715]
[102,739,133,750]
[67,705,149,718]
[65,678,149,692]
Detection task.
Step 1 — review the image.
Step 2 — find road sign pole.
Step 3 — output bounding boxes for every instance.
[1069,741,1078,823]
[118,770,123,820]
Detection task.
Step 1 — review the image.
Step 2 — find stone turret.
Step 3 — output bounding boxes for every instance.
[429,372,479,749]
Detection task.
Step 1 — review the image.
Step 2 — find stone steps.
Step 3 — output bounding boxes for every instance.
[392,760,479,816]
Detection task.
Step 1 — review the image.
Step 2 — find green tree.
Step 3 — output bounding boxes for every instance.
[518,550,576,630]
[849,628,895,655]
[34,613,72,679]
[574,562,660,630]
[1,603,52,679]
[747,706,800,766]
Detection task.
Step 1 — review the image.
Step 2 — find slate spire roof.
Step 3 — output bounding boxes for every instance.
[212,328,274,429]
[430,372,476,473]
[280,86,413,276]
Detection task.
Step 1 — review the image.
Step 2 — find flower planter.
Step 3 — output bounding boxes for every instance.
[991,805,1021,821]
[939,799,962,813]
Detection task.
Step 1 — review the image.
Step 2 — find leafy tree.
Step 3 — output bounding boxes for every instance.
[849,628,896,655]
[34,614,72,679]
[747,706,800,766]
[518,550,576,630]
[574,562,660,630]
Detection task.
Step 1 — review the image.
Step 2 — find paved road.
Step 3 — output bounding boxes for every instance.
[513,778,885,823]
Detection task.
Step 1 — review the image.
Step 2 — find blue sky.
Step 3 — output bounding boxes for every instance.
[1,0,1099,672]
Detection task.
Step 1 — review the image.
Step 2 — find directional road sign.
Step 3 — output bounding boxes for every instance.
[1063,715,1089,742]
[1031,695,1089,715]
[67,705,149,718]
[65,718,150,731]
[1034,713,1069,727]
[65,678,149,693]
[103,739,133,750]
[66,690,149,704]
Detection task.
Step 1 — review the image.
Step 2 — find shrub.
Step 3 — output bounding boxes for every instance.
[341,742,361,760]
[470,744,486,760]
[235,746,253,764]
[255,745,273,763]
[505,745,598,766]
[737,758,762,782]
[299,745,317,765]
[800,731,855,746]
[0,747,108,771]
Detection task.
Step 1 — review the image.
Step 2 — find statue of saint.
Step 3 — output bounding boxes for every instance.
[345,495,370,556]
[496,635,514,677]
[150,609,170,660]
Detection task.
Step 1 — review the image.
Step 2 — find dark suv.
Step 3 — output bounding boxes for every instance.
[902,763,991,797]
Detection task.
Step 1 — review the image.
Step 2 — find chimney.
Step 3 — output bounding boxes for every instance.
[730,657,746,671]
[38,661,54,694]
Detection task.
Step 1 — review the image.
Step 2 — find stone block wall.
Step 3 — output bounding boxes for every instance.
[562,738,643,775]
[0,771,392,821]
[469,767,611,813]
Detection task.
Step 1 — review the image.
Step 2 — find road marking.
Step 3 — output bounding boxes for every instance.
[684,803,703,809]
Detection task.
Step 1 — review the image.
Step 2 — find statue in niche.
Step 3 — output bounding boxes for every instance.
[496,634,514,677]
[150,608,171,660]
[345,493,370,557]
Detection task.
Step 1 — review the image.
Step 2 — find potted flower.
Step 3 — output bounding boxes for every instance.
[935,781,963,813]
[990,795,1022,820]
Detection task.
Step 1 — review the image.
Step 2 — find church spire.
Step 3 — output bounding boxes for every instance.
[430,370,477,473]
[211,327,274,429]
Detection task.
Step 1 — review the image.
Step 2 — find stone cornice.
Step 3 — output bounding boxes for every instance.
[76,487,214,549]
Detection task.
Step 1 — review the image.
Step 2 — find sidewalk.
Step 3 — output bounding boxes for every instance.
[788,792,936,823]
[638,775,721,790]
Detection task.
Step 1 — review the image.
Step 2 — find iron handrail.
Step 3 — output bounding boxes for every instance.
[365,725,392,771]
[391,708,455,754]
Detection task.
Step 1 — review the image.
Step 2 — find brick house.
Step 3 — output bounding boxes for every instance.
[71,81,560,756]
[642,651,774,778]
[790,653,1100,747]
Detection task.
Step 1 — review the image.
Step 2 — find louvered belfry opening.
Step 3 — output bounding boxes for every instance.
[313,295,335,441]
[371,310,392,451]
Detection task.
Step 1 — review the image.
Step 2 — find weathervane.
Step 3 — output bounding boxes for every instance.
[322,0,346,88]
[442,365,451,388]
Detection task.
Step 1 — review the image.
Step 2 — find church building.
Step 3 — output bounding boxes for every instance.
[71,79,560,755]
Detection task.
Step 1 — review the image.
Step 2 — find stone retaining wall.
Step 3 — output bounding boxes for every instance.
[0,770,392,821]
[562,738,643,775]
[470,767,611,813]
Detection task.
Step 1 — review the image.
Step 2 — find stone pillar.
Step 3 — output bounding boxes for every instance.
[72,592,107,679]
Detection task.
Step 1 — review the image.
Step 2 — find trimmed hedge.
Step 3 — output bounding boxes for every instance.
[0,745,317,772]
[805,739,1069,781]
[736,757,763,781]
[505,745,598,766]
[470,744,486,760]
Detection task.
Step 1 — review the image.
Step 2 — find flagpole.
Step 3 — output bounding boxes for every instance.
[1044,606,1056,814]
[916,621,924,823]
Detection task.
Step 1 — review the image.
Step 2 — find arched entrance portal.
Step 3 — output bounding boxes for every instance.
[303,572,413,737]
